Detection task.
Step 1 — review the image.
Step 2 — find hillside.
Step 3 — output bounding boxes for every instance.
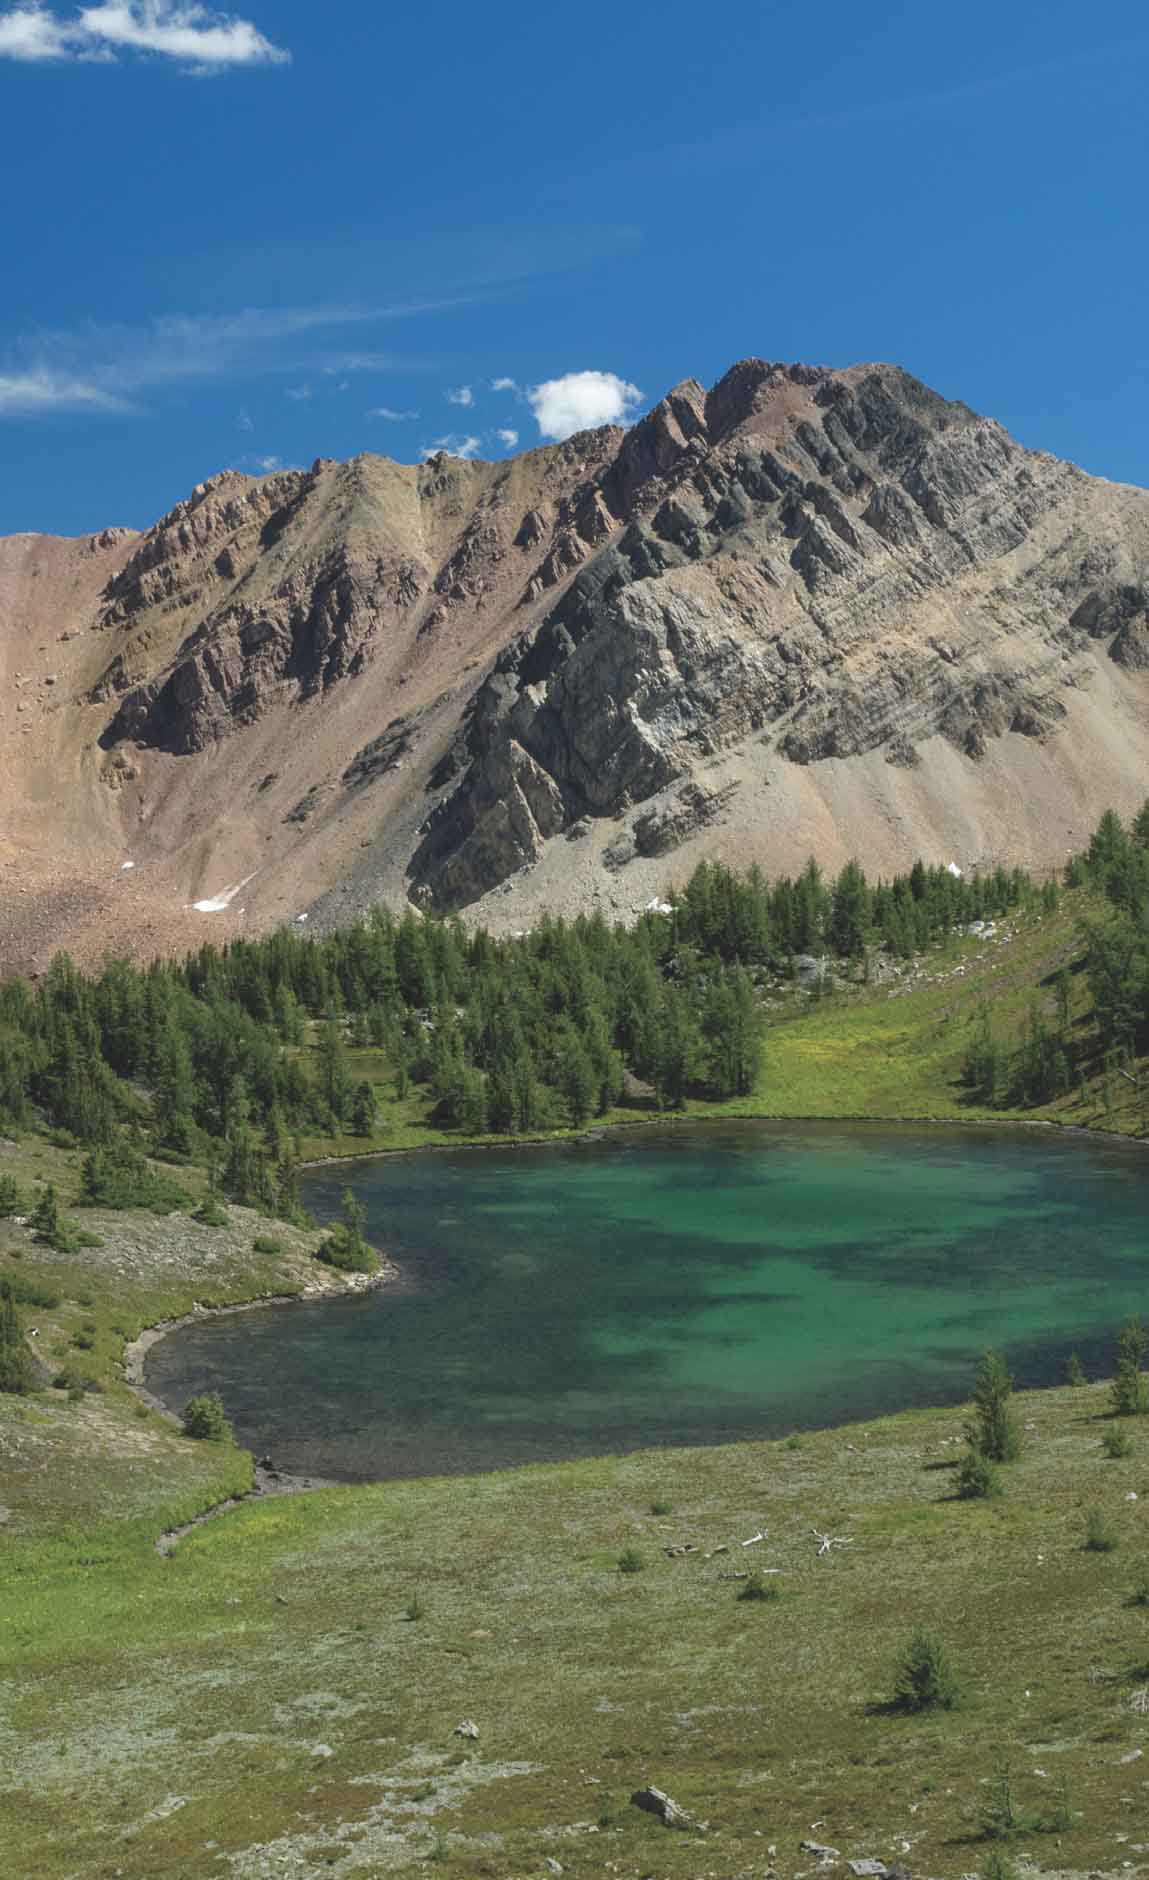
[2,359,1149,971]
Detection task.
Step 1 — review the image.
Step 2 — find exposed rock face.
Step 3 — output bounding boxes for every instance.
[3,355,1149,969]
[407,360,1149,907]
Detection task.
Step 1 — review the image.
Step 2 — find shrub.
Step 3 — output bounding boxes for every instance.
[617,1547,645,1575]
[981,1852,1018,1880]
[0,1272,60,1310]
[194,1198,230,1228]
[737,1570,780,1602]
[71,1331,95,1351]
[316,1188,378,1274]
[1084,1507,1118,1553]
[404,1593,425,1622]
[0,1175,22,1217]
[957,1446,1002,1500]
[79,1140,191,1213]
[649,1498,673,1516]
[1065,1352,1086,1387]
[181,1391,233,1442]
[891,1627,961,1711]
[252,1234,283,1255]
[1111,1318,1148,1417]
[52,1366,101,1395]
[1129,1566,1149,1606]
[1102,1425,1134,1459]
[981,1756,1035,1840]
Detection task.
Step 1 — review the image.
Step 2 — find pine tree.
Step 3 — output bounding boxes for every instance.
[350,1081,377,1136]
[967,1349,1022,1461]
[0,1284,33,1394]
[30,1182,61,1247]
[891,1627,961,1711]
[1111,1317,1148,1417]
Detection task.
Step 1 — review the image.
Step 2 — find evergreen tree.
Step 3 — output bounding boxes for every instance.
[1111,1317,1148,1417]
[350,1081,377,1136]
[30,1183,61,1247]
[967,1349,1021,1462]
[0,1284,34,1394]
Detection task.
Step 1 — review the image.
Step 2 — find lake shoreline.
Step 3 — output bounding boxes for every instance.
[297,1108,1149,1171]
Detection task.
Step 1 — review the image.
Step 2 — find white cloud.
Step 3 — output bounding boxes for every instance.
[368,406,419,420]
[0,370,133,415]
[285,382,312,401]
[0,1,289,70]
[491,376,517,392]
[420,433,481,461]
[495,427,518,448]
[0,298,440,422]
[446,384,474,408]
[252,453,280,471]
[528,369,643,441]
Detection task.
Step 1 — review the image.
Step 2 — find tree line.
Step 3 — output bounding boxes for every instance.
[0,853,1037,1217]
[962,803,1149,1108]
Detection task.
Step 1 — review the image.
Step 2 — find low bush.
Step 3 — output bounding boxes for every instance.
[617,1547,645,1575]
[1102,1424,1134,1459]
[194,1199,230,1228]
[0,1272,61,1310]
[1084,1507,1119,1552]
[252,1234,283,1255]
[181,1391,233,1442]
[737,1570,780,1602]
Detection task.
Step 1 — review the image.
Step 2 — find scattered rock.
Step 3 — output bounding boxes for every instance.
[800,1841,842,1863]
[630,1785,702,1830]
[453,1719,480,1740]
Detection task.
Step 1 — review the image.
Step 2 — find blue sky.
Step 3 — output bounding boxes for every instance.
[1,0,1147,535]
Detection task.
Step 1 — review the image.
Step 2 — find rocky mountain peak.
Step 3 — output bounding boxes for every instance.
[3,353,1149,970]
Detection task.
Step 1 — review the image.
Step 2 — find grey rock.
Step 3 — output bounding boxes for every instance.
[630,1784,701,1830]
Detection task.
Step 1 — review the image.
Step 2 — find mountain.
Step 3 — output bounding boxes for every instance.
[2,357,1149,971]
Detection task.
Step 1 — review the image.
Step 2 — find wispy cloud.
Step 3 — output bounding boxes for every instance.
[0,370,134,416]
[491,376,517,393]
[0,1,289,71]
[284,382,313,401]
[237,404,253,431]
[495,427,518,448]
[446,384,474,408]
[368,405,419,420]
[239,451,282,472]
[420,433,481,461]
[0,298,454,422]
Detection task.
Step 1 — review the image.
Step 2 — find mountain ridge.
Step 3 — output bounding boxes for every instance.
[2,356,1148,972]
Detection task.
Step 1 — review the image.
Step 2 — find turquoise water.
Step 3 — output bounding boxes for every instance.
[145,1123,1149,1480]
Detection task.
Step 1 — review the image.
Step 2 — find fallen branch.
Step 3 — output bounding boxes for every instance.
[812,1527,854,1558]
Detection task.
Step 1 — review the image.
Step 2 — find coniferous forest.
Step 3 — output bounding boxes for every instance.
[0,811,1145,1225]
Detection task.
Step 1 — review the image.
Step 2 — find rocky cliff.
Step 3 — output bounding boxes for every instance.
[2,357,1148,969]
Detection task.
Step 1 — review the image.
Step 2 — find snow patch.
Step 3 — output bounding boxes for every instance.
[190,874,254,914]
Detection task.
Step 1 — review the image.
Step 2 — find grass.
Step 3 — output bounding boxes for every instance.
[3,1379,1148,1877]
[2,889,1149,1874]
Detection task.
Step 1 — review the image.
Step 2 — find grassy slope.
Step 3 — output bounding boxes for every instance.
[3,889,1148,1877]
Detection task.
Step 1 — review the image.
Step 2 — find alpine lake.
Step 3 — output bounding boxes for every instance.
[145,1122,1149,1480]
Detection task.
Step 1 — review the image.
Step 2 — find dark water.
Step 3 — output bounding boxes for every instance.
[145,1123,1149,1481]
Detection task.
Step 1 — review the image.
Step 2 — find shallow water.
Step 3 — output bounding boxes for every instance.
[146,1122,1149,1480]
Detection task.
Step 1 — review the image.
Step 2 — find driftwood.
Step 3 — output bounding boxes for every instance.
[812,1527,853,1558]
[663,1543,700,1558]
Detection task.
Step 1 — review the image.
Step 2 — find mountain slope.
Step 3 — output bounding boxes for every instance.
[2,358,1149,969]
